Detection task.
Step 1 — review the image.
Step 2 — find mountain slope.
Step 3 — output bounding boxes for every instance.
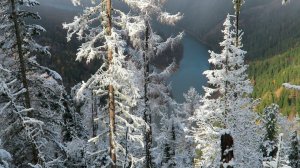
[248,45,300,117]
[166,0,300,59]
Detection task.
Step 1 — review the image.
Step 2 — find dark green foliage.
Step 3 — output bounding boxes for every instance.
[248,46,300,116]
[261,104,279,159]
[289,131,299,168]
[162,124,176,167]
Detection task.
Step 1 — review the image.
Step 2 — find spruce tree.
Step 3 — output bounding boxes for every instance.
[193,15,263,168]
[120,2,182,166]
[0,0,66,167]
[64,0,146,166]
[261,104,279,160]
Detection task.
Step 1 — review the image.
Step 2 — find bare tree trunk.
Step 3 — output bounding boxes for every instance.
[124,127,129,168]
[143,22,153,168]
[235,8,239,47]
[221,12,234,167]
[234,0,242,47]
[106,0,116,167]
[92,92,97,137]
[10,0,39,165]
[10,0,31,112]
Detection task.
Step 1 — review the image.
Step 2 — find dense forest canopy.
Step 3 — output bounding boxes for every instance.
[0,0,299,168]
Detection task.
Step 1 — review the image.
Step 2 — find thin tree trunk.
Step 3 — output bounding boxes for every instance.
[221,14,234,167]
[234,0,242,47]
[124,127,129,168]
[275,134,283,168]
[171,124,176,167]
[143,22,153,168]
[10,0,39,165]
[10,0,31,111]
[92,92,97,137]
[235,9,239,47]
[106,0,116,167]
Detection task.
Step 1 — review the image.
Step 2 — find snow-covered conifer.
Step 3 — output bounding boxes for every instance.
[263,133,291,168]
[0,60,68,167]
[64,0,147,167]
[194,14,263,168]
[152,87,190,168]
[0,1,69,166]
[0,0,50,110]
[261,104,280,160]
[181,88,202,166]
[288,131,299,168]
[0,139,11,168]
[121,2,183,166]
[263,110,299,168]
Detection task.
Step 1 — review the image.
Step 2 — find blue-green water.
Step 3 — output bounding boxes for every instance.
[169,35,210,103]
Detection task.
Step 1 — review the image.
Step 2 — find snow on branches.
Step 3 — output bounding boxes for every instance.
[64,0,147,166]
[193,14,263,167]
[282,0,291,5]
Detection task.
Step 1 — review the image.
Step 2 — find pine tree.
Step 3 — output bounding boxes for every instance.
[182,88,202,166]
[140,61,177,167]
[0,62,65,167]
[0,0,66,167]
[120,2,183,166]
[193,14,263,168]
[64,0,146,167]
[261,104,279,160]
[0,139,11,168]
[152,90,188,168]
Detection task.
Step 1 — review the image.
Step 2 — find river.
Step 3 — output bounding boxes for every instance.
[169,34,210,103]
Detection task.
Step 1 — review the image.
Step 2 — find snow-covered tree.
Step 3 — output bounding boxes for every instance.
[182,88,202,166]
[152,83,194,168]
[129,29,183,167]
[0,139,11,168]
[0,64,54,167]
[282,0,291,5]
[64,0,149,167]
[0,61,68,167]
[193,14,263,167]
[119,2,183,167]
[0,0,50,110]
[0,1,70,167]
[263,133,291,168]
[263,109,299,168]
[288,131,299,168]
[261,104,280,160]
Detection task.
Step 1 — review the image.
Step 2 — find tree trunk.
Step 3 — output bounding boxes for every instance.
[10,0,39,165]
[143,22,153,168]
[106,0,116,167]
[220,133,234,168]
[10,0,31,112]
[92,92,97,137]
[234,0,242,47]
[235,8,239,47]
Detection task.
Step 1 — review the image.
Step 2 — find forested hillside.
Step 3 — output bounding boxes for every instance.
[166,0,300,59]
[249,45,300,117]
[0,0,299,167]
